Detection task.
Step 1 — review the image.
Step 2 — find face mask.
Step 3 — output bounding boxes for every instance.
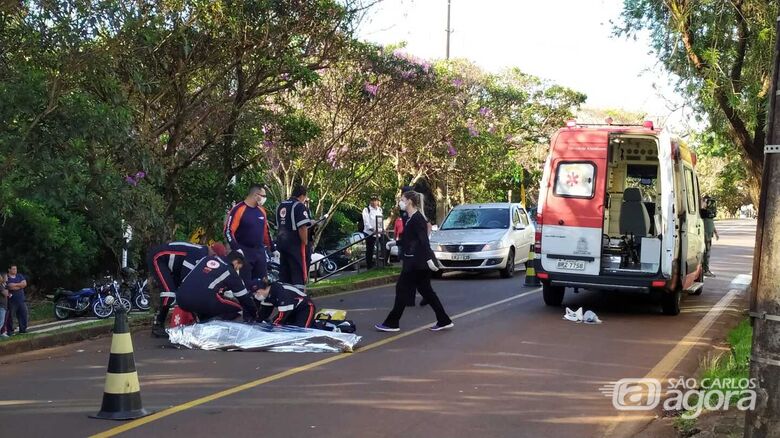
[259,196,267,206]
[399,200,407,210]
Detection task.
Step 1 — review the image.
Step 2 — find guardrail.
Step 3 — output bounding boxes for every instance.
[307,233,371,284]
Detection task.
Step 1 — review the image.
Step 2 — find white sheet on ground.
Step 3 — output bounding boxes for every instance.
[167,320,362,353]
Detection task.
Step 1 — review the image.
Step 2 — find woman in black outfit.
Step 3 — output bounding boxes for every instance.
[375,191,453,332]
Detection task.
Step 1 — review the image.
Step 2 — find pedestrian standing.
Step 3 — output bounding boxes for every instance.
[225,184,270,285]
[375,191,453,332]
[362,196,383,270]
[700,195,720,277]
[276,185,313,289]
[5,265,28,335]
[0,274,8,338]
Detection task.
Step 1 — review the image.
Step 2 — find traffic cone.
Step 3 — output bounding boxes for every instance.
[523,248,541,287]
[91,307,151,420]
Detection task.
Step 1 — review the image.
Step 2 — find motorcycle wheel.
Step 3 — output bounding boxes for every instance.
[116,296,132,312]
[54,297,71,320]
[134,293,151,311]
[323,259,337,274]
[92,300,113,319]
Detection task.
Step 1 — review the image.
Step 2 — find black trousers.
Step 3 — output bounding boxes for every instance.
[383,269,451,329]
[239,245,267,285]
[365,234,376,269]
[176,289,242,322]
[279,242,308,288]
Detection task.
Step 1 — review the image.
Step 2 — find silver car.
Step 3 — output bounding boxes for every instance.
[430,203,535,278]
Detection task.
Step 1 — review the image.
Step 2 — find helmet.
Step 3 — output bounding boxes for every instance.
[210,242,228,257]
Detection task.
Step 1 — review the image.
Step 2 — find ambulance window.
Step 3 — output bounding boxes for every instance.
[554,162,596,198]
[684,168,697,214]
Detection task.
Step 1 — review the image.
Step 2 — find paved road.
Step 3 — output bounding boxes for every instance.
[0,220,756,438]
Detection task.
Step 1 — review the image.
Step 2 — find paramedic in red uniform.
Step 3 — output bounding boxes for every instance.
[276,185,313,289]
[176,251,258,322]
[225,184,270,285]
[146,241,227,337]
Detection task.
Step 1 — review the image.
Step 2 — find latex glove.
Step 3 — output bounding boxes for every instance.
[427,259,439,272]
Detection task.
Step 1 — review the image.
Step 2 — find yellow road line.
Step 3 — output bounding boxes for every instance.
[91,288,541,437]
[603,288,743,437]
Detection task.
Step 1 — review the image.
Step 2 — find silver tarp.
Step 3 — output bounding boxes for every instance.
[167,321,362,353]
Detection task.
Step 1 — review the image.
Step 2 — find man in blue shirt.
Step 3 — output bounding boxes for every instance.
[224,184,269,285]
[5,265,28,335]
[276,185,313,289]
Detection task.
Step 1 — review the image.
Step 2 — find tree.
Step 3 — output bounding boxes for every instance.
[617,0,779,203]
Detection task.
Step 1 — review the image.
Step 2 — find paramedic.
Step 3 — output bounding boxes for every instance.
[225,184,270,285]
[276,185,313,289]
[147,241,227,337]
[375,191,452,332]
[175,251,258,322]
[251,280,315,328]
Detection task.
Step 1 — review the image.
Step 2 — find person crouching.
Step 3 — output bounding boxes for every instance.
[251,280,315,328]
[176,251,258,323]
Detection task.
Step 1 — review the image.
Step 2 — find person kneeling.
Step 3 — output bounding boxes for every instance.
[176,251,258,323]
[251,281,315,328]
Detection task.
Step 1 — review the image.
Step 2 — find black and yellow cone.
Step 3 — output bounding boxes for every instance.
[523,248,541,287]
[91,307,151,420]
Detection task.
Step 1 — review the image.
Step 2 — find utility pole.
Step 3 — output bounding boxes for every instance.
[745,15,780,438]
[446,0,451,59]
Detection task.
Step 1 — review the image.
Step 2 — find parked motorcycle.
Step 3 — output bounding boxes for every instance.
[119,267,151,311]
[53,286,99,320]
[52,277,128,320]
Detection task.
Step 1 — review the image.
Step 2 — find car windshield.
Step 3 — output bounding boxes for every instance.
[441,208,509,230]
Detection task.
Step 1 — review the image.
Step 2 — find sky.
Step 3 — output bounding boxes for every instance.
[357,0,693,129]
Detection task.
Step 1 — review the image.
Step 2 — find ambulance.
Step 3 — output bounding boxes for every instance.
[535,121,705,315]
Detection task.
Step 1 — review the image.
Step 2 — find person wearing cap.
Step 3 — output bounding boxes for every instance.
[175,251,258,322]
[251,280,315,328]
[224,183,271,286]
[276,185,313,289]
[700,195,720,277]
[146,241,227,337]
[361,196,383,270]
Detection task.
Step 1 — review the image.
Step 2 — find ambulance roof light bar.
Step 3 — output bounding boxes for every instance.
[563,120,657,129]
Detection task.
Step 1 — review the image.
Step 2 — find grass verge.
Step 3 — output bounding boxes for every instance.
[309,266,400,290]
[673,318,752,433]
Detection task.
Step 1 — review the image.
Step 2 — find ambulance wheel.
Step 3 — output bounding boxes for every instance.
[661,289,681,315]
[500,249,515,278]
[543,283,564,306]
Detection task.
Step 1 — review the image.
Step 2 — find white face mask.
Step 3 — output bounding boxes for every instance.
[259,196,267,206]
[399,200,407,211]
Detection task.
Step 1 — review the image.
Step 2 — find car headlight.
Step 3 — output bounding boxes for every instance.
[482,240,504,251]
[430,243,442,251]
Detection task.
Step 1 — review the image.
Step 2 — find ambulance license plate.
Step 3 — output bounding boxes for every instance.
[556,259,586,271]
[452,254,471,261]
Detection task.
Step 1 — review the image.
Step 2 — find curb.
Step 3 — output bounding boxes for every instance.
[308,274,399,297]
[0,316,153,356]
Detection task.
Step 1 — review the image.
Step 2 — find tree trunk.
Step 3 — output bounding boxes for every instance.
[433,179,447,225]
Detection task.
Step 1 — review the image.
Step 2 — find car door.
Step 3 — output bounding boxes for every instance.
[680,164,703,287]
[516,208,533,250]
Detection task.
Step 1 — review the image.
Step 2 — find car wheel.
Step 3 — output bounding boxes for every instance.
[500,248,515,278]
[542,283,565,306]
[661,288,682,315]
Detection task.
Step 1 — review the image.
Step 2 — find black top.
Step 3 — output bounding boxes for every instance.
[400,211,435,271]
[276,198,311,246]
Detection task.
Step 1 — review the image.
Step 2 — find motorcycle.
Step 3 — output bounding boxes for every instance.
[52,277,129,320]
[52,286,99,320]
[119,267,151,311]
